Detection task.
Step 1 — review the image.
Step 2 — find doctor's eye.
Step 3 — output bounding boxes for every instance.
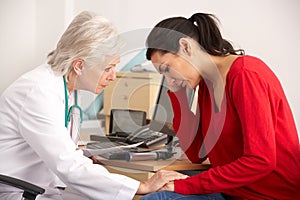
[104,63,117,73]
[104,67,112,72]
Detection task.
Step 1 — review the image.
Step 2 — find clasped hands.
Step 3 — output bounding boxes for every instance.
[136,169,188,195]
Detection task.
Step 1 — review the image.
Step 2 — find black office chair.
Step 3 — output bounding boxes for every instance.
[0,174,45,200]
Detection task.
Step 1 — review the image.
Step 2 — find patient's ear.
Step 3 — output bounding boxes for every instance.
[179,38,192,57]
[72,59,84,76]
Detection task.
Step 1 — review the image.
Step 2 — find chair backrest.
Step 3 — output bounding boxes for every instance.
[0,174,45,200]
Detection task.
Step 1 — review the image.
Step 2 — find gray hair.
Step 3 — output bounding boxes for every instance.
[47,11,123,76]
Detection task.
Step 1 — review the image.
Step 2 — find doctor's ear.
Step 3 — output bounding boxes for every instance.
[178,38,192,56]
[72,59,84,76]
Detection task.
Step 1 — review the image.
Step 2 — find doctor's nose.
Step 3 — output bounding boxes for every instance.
[107,68,116,81]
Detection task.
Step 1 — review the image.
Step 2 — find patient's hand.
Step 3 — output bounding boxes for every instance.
[159,181,175,192]
[165,76,186,92]
[136,170,188,195]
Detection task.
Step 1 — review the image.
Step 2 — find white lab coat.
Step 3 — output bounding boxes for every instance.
[0,64,139,200]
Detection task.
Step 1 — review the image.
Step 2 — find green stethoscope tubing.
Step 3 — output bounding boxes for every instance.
[63,76,83,128]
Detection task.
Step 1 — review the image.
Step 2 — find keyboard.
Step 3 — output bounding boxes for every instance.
[90,130,168,149]
[126,129,168,148]
[87,140,128,149]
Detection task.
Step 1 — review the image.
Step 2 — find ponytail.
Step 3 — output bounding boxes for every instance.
[189,13,244,56]
[146,13,244,60]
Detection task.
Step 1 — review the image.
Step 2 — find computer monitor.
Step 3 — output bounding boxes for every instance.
[109,109,146,135]
[150,76,195,136]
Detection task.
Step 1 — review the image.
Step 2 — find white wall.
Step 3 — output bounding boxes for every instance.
[1,0,299,132]
[0,0,36,91]
[0,0,72,92]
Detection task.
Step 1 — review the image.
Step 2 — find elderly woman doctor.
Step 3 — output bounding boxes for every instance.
[0,11,186,200]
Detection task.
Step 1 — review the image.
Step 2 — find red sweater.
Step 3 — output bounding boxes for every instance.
[170,56,300,199]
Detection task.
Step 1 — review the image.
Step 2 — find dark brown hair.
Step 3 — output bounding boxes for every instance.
[146,13,244,60]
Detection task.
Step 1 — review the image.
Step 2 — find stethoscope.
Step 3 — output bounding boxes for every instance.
[63,76,83,128]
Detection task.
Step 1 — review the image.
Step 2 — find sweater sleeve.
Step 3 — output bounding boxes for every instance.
[168,88,207,163]
[174,70,276,194]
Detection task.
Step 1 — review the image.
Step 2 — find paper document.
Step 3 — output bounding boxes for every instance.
[82,142,143,157]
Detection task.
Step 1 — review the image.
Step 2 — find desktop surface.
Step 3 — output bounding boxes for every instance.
[94,154,211,172]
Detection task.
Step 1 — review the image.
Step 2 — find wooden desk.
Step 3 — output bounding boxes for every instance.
[88,145,210,200]
[95,156,210,172]
[94,155,210,200]
[94,156,211,181]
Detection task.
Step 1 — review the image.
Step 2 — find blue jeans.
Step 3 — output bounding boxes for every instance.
[140,191,228,200]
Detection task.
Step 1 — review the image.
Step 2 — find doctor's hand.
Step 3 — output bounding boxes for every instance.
[89,156,101,164]
[136,170,188,195]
